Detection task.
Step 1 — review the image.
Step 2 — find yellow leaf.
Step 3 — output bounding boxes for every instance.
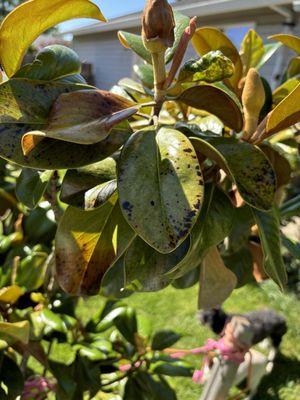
[192,27,243,90]
[240,29,264,75]
[0,0,106,77]
[0,321,30,344]
[0,285,23,304]
[269,34,300,54]
[266,83,300,135]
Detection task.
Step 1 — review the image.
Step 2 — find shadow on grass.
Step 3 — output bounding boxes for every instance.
[254,353,300,399]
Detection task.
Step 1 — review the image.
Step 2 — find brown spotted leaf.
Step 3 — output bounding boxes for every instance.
[22,90,137,154]
[118,127,204,254]
[191,137,276,211]
[55,193,136,295]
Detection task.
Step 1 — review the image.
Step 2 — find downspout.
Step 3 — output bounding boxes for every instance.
[269,5,296,89]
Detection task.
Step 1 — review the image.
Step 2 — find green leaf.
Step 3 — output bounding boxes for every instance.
[169,184,234,279]
[76,345,106,361]
[0,0,106,77]
[0,321,29,344]
[114,307,138,345]
[280,194,300,218]
[178,51,234,83]
[178,84,243,132]
[13,45,81,81]
[223,247,255,288]
[0,355,24,400]
[15,251,48,291]
[101,256,133,299]
[118,127,204,254]
[60,157,117,208]
[199,246,237,309]
[118,31,152,64]
[172,267,200,289]
[124,373,176,400]
[240,29,264,75]
[16,168,52,209]
[165,11,191,63]
[22,89,137,150]
[151,360,193,377]
[281,235,300,260]
[151,330,181,350]
[134,64,154,88]
[39,309,67,334]
[0,79,132,169]
[55,195,136,295]
[227,206,254,253]
[260,143,291,188]
[252,207,287,290]
[94,306,128,333]
[273,77,300,106]
[191,137,276,210]
[256,43,282,70]
[124,237,189,292]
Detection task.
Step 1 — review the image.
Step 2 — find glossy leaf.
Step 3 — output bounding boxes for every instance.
[0,79,132,169]
[0,0,106,77]
[199,246,237,310]
[60,157,117,208]
[192,27,243,89]
[134,63,154,88]
[191,137,276,210]
[16,168,52,209]
[252,207,287,290]
[114,307,138,345]
[170,185,234,279]
[39,309,67,334]
[124,372,176,400]
[15,251,48,291]
[269,34,300,54]
[118,127,204,254]
[101,256,132,298]
[256,43,282,70]
[152,330,181,350]
[0,321,29,344]
[273,77,300,106]
[178,84,243,132]
[178,51,234,83]
[151,360,193,377]
[240,29,264,74]
[22,89,137,151]
[124,236,189,292]
[0,285,23,304]
[13,45,81,81]
[55,194,136,295]
[265,83,300,135]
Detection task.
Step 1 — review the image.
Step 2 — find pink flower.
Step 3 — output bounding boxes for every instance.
[21,376,56,400]
[192,369,204,384]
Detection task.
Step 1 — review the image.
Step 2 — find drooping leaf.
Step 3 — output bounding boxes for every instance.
[13,45,81,81]
[16,168,53,209]
[169,185,234,279]
[223,247,254,288]
[227,205,254,254]
[151,330,181,350]
[178,51,234,83]
[22,89,137,151]
[192,27,243,90]
[252,207,287,290]
[0,285,23,304]
[124,236,189,292]
[101,256,133,298]
[240,29,265,75]
[191,137,276,210]
[0,79,132,169]
[60,157,117,208]
[269,33,300,54]
[118,127,204,253]
[55,194,136,295]
[198,246,237,310]
[264,83,300,136]
[0,0,106,77]
[178,84,243,132]
[273,77,300,106]
[0,321,30,344]
[172,267,200,289]
[260,143,291,188]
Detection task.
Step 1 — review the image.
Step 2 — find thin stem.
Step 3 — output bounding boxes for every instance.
[151,51,167,117]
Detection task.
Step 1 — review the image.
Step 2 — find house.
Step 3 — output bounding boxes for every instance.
[69,0,300,90]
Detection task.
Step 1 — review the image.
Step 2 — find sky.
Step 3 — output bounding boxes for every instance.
[61,0,175,32]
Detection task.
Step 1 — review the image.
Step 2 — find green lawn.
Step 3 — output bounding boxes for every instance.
[78,281,300,400]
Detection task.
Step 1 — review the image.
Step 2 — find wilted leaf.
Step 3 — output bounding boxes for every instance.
[16,168,53,209]
[0,0,106,77]
[22,89,137,152]
[0,321,30,344]
[252,207,287,290]
[198,246,237,310]
[13,45,81,81]
[178,84,243,132]
[178,51,234,83]
[55,194,136,295]
[0,285,23,304]
[269,33,300,54]
[192,27,243,90]
[240,29,265,75]
[0,79,132,169]
[169,185,234,279]
[191,137,276,210]
[118,127,204,253]
[124,236,189,292]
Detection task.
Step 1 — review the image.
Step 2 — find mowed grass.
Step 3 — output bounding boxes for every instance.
[78,282,300,400]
